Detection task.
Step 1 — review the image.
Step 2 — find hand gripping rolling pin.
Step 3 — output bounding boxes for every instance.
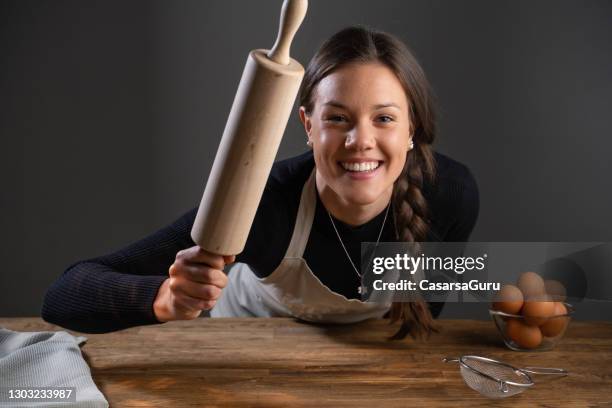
[191,0,308,256]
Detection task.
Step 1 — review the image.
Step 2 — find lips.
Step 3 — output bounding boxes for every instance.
[336,160,384,182]
[338,158,384,172]
[340,161,381,172]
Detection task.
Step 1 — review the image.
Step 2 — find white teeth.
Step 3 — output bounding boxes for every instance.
[340,161,380,172]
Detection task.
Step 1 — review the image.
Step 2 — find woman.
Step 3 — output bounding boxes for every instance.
[42,26,479,339]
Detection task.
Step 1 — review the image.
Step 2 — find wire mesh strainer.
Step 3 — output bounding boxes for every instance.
[443,355,567,398]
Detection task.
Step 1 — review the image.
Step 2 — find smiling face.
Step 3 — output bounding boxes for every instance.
[299,62,413,223]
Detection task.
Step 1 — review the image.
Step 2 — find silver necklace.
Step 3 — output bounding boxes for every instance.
[326,202,390,295]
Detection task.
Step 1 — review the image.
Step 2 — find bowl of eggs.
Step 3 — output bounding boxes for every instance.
[489,272,574,351]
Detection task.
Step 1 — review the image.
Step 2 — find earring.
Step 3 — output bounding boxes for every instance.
[408,139,414,151]
[306,140,313,147]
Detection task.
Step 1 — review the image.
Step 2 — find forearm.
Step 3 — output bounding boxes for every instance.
[42,262,168,333]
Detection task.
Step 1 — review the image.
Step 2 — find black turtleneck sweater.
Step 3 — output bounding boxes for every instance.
[42,150,479,333]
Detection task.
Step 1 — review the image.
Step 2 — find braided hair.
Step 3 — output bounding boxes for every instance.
[298,26,439,340]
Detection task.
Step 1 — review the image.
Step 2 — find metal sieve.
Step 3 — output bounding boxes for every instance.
[443,355,567,398]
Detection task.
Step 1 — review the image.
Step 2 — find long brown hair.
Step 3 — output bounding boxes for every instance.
[298,26,438,340]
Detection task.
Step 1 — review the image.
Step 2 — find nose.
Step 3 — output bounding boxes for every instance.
[345,123,375,151]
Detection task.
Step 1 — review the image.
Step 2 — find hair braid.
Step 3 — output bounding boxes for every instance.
[388,143,438,340]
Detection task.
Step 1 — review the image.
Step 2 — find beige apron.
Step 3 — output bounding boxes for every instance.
[210,169,392,323]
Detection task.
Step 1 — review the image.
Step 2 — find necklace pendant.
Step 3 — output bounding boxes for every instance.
[326,203,388,301]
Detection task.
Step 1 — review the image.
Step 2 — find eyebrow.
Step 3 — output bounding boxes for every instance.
[322,101,401,110]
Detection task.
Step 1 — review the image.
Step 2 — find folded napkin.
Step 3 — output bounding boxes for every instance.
[0,328,108,407]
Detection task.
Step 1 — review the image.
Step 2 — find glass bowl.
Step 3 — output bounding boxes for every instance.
[489,303,574,351]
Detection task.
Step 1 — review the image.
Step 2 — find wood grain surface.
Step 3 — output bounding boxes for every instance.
[1,317,611,407]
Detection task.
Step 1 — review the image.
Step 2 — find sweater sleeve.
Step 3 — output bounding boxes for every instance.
[41,208,198,333]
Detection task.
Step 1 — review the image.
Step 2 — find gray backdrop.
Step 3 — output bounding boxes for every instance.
[1,0,611,320]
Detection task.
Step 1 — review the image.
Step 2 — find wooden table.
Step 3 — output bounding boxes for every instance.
[1,318,611,407]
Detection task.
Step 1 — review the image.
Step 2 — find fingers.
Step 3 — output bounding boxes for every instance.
[173,289,217,311]
[166,246,234,315]
[175,246,230,270]
[168,276,220,310]
[170,274,222,301]
[169,263,228,289]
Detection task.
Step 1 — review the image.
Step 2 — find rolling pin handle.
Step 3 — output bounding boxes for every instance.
[267,0,308,65]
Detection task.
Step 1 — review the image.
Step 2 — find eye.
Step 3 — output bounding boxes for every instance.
[377,115,395,123]
[325,114,348,123]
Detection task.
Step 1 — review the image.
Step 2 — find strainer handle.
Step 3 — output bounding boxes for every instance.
[522,367,568,376]
[442,357,460,363]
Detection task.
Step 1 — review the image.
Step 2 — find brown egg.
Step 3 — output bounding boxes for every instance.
[540,302,569,337]
[544,280,567,302]
[506,318,542,349]
[492,284,524,315]
[522,297,556,326]
[517,271,546,299]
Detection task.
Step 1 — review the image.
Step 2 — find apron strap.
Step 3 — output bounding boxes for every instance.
[284,168,316,258]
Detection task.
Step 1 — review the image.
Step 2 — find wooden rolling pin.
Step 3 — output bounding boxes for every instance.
[191,0,308,256]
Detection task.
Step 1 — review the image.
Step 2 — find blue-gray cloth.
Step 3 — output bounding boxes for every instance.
[0,328,108,407]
